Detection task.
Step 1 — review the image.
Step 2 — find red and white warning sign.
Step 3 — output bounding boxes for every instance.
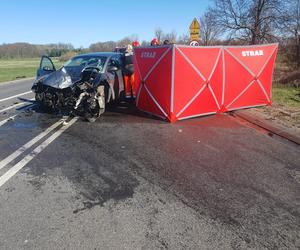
[189,40,200,46]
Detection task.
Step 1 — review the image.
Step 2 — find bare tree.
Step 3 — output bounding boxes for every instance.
[200,10,221,45]
[117,38,131,47]
[117,34,139,47]
[177,33,190,45]
[141,40,149,46]
[210,0,282,44]
[163,30,178,43]
[279,0,300,68]
[154,28,164,43]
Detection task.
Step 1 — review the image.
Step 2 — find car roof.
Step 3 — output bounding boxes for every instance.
[73,52,122,58]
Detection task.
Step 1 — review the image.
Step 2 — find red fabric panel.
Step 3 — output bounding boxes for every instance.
[134,47,170,80]
[258,50,277,101]
[207,54,223,110]
[133,55,142,96]
[178,47,221,80]
[225,45,277,76]
[177,87,218,119]
[227,81,268,110]
[145,49,172,116]
[137,85,165,118]
[173,48,206,116]
[223,50,254,108]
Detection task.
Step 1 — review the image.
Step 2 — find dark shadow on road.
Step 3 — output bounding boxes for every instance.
[106,100,165,122]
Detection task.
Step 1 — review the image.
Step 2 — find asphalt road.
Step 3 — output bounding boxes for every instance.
[0,78,299,250]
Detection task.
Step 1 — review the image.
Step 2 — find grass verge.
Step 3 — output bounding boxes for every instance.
[0,58,64,82]
[272,85,300,109]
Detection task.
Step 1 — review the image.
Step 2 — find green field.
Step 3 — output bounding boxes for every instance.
[0,58,64,82]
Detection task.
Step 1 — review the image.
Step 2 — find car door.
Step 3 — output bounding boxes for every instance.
[37,56,56,78]
[108,56,124,98]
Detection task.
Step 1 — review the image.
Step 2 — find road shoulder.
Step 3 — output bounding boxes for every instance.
[0,77,35,86]
[233,107,300,145]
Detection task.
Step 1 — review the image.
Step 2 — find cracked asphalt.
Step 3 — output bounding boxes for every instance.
[0,79,299,249]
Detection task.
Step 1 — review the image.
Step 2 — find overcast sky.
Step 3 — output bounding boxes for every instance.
[0,0,211,48]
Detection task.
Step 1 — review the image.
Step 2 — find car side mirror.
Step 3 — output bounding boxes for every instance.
[107,66,118,72]
[43,66,54,71]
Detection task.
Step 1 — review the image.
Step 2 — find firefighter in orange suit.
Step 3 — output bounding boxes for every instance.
[123,41,140,98]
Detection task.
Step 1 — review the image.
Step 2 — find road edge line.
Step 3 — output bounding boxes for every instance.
[0,98,35,113]
[0,91,32,103]
[0,119,63,170]
[0,115,18,127]
[0,117,78,188]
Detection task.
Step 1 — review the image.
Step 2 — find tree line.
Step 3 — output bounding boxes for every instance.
[0,43,74,59]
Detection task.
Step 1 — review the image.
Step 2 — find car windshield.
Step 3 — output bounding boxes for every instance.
[64,55,107,71]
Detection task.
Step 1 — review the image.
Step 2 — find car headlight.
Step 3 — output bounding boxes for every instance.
[59,75,72,88]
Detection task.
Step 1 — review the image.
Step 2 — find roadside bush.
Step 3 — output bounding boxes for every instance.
[280,42,300,71]
[59,51,77,62]
[278,70,300,87]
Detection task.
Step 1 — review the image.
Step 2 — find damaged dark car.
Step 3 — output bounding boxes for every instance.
[32,53,126,122]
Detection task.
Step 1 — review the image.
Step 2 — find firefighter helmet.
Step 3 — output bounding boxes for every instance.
[151,38,160,46]
[132,41,140,47]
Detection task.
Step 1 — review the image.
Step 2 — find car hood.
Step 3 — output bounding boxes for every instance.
[40,67,73,89]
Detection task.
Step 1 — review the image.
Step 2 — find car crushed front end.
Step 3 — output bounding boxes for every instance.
[32,65,107,122]
[32,67,75,112]
[32,53,124,122]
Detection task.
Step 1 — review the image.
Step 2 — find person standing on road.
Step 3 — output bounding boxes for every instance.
[123,43,138,99]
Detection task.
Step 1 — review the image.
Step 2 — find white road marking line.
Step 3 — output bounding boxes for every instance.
[0,98,35,113]
[0,91,32,103]
[0,117,78,188]
[0,115,17,127]
[0,103,36,127]
[0,119,63,171]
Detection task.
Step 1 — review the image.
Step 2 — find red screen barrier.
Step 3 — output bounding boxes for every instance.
[134,44,278,122]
